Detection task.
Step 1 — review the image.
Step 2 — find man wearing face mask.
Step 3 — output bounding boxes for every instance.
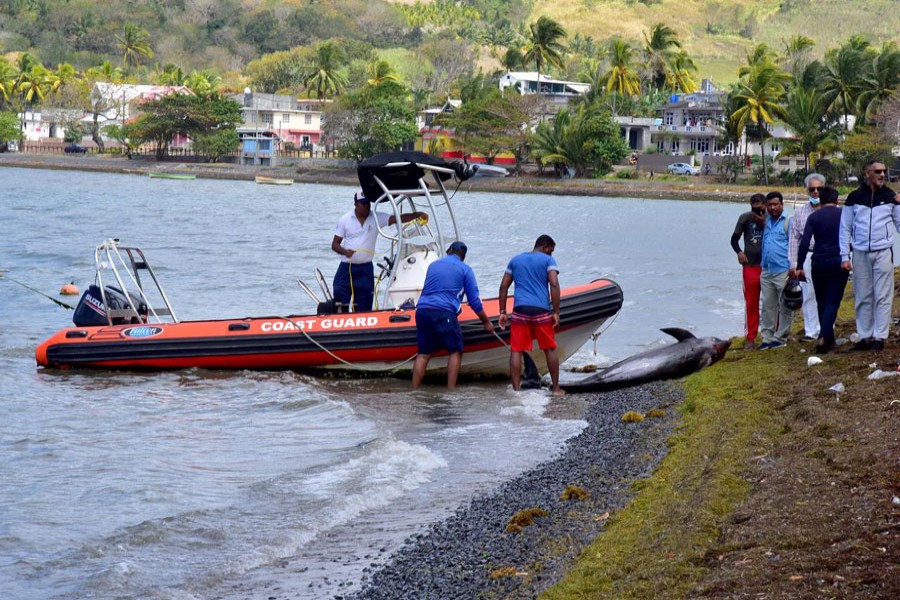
[788,173,825,344]
[731,193,767,349]
[839,160,900,351]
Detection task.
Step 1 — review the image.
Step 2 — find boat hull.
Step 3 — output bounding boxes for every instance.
[36,280,623,376]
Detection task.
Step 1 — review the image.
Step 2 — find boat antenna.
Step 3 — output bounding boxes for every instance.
[0,270,76,310]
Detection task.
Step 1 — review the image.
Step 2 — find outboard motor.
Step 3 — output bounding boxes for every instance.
[72,285,145,326]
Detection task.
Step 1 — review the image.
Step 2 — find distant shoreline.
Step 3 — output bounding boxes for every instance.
[0,152,793,203]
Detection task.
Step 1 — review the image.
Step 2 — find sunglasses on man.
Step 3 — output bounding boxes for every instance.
[808,186,822,193]
[870,168,886,174]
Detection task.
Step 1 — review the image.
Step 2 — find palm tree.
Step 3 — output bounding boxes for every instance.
[522,16,568,87]
[47,63,76,95]
[780,35,815,79]
[0,58,18,109]
[779,86,840,171]
[366,60,400,87]
[643,23,682,91]
[530,108,570,175]
[86,60,125,84]
[665,50,699,93]
[187,71,222,97]
[603,38,640,115]
[157,64,187,86]
[737,44,779,79]
[855,42,900,126]
[13,57,52,140]
[731,64,790,184]
[17,64,50,108]
[501,47,525,72]
[819,41,868,131]
[301,41,348,101]
[116,23,154,68]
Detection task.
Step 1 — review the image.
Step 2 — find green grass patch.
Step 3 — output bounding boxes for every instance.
[541,347,785,599]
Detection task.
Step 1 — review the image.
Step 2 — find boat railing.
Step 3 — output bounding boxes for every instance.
[95,239,179,325]
[366,163,463,309]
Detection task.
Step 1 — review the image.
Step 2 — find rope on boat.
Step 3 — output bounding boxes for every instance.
[280,316,418,373]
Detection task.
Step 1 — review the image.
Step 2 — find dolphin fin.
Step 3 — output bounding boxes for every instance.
[661,327,696,342]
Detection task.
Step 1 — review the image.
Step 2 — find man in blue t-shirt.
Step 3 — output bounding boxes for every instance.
[412,241,493,389]
[498,234,563,396]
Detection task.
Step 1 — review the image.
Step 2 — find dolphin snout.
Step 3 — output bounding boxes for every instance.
[713,338,731,360]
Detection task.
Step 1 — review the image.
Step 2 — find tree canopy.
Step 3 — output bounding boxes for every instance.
[131,93,243,159]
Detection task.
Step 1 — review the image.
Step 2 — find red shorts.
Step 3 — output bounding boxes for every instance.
[510,314,557,352]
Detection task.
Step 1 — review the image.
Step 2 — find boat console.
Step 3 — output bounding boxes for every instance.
[302,151,480,312]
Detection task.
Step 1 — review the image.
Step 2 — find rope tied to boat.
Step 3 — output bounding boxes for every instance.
[279,315,419,373]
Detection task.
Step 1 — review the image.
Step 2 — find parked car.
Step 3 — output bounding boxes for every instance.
[666,162,700,175]
[64,143,87,154]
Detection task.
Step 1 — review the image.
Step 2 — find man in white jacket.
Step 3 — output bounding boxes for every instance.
[839,160,900,351]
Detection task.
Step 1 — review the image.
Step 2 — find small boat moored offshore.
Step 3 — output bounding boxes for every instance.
[148,171,196,180]
[36,152,623,376]
[255,175,294,185]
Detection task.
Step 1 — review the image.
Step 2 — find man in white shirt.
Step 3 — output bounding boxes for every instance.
[331,191,427,312]
[788,173,825,342]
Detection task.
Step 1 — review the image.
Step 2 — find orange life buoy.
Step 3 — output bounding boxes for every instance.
[60,283,79,296]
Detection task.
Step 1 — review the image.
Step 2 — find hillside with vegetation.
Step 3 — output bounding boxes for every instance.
[1,0,897,91]
[530,0,899,85]
[0,0,897,178]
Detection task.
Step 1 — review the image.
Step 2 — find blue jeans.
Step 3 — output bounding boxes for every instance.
[332,262,375,312]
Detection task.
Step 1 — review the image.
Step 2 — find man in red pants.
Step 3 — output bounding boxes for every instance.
[730,194,766,349]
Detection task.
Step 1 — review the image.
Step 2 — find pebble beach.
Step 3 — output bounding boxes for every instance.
[220,382,683,600]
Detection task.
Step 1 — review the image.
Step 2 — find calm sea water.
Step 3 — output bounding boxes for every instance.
[1,167,774,599]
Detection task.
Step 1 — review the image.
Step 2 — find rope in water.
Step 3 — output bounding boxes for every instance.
[0,270,76,310]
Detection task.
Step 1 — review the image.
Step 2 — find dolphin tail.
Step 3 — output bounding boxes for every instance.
[660,327,696,342]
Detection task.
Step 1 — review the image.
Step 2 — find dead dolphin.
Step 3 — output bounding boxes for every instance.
[562,327,731,393]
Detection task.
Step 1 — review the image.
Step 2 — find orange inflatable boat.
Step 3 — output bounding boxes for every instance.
[35,153,624,376]
[35,279,622,374]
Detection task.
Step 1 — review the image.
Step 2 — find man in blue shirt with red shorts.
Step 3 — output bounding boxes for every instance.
[412,241,494,389]
[497,234,564,396]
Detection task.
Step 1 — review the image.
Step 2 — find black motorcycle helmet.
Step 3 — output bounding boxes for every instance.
[781,278,803,311]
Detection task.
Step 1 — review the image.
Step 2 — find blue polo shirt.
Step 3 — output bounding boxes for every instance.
[761,213,791,272]
[416,254,484,314]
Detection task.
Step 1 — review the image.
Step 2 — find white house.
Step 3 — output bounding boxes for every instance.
[18,107,85,142]
[498,71,590,120]
[499,72,590,102]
